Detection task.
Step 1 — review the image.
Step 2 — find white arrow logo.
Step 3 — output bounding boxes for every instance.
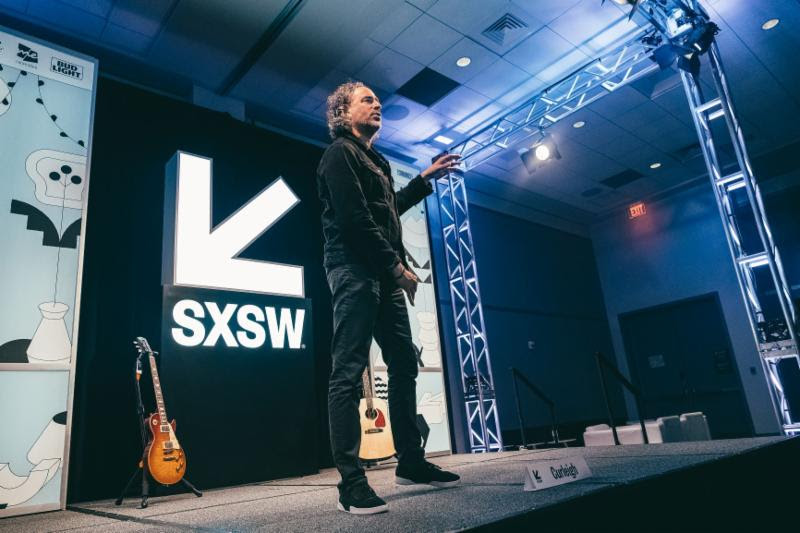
[164,151,304,297]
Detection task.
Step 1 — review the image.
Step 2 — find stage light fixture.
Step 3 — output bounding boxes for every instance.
[456,56,471,67]
[650,162,661,169]
[433,134,453,145]
[520,134,561,173]
[533,144,548,161]
[762,18,779,30]
[573,121,585,128]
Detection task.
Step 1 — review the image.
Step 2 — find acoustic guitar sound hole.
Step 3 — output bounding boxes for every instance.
[365,408,378,420]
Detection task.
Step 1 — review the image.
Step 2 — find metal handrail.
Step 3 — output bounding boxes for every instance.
[509,367,560,448]
[593,352,649,445]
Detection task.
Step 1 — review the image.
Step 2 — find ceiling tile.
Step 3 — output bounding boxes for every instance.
[511,0,581,25]
[535,47,590,84]
[27,0,107,38]
[0,0,27,13]
[391,109,454,142]
[388,14,462,65]
[407,0,437,10]
[547,0,629,49]
[380,94,429,130]
[108,0,172,38]
[101,23,152,55]
[495,75,547,107]
[464,58,529,99]
[504,26,575,76]
[429,37,499,84]
[59,0,112,18]
[369,2,422,45]
[152,0,287,89]
[613,101,669,132]
[633,116,686,144]
[357,47,424,93]
[427,0,513,35]
[566,111,628,150]
[452,101,505,135]
[588,85,649,119]
[430,85,491,122]
[337,38,384,74]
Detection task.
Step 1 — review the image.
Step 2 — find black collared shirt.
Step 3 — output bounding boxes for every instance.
[316,132,433,278]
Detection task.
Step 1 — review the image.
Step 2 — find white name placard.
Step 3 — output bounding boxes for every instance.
[523,456,593,491]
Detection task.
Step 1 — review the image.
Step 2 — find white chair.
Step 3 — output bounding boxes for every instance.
[680,412,711,441]
[583,415,690,446]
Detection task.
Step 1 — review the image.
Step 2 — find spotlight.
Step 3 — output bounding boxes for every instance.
[650,162,661,169]
[650,15,719,78]
[653,44,679,70]
[534,144,551,161]
[573,121,585,128]
[686,21,719,55]
[520,134,561,173]
[456,56,471,67]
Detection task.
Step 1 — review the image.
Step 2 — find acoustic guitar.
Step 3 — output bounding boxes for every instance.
[358,360,395,462]
[134,337,187,486]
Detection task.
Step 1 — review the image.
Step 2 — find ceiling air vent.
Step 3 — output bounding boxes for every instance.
[482,13,528,46]
[600,169,644,189]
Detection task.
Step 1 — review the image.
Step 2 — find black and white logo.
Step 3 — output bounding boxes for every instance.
[17,43,38,64]
[51,57,83,80]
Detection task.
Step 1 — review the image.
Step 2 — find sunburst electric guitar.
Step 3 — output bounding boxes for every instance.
[134,337,187,486]
[358,360,395,462]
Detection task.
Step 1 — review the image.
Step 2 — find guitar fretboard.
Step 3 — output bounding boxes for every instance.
[149,353,169,428]
[362,364,374,410]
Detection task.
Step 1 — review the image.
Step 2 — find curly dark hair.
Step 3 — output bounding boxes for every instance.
[325,81,366,140]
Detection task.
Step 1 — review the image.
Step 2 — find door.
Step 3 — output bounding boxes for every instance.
[620,293,753,438]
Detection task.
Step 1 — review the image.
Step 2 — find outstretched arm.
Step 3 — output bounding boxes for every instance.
[395,153,461,216]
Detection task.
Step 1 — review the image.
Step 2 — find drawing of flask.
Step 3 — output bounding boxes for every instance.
[27,302,72,363]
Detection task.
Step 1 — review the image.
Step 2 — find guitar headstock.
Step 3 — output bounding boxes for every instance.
[133,336,154,355]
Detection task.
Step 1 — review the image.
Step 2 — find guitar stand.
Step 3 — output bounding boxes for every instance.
[115,349,202,508]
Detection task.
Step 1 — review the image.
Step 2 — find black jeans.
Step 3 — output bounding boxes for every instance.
[326,263,424,491]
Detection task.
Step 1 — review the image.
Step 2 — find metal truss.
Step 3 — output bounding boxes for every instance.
[436,169,502,452]
[438,0,799,444]
[449,25,660,170]
[629,0,800,433]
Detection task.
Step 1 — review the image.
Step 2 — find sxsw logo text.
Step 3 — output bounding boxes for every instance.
[17,43,38,64]
[51,57,83,79]
[171,299,306,349]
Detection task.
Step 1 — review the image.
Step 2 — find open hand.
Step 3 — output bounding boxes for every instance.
[421,153,461,181]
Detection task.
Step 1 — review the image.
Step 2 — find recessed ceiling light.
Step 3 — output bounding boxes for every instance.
[573,121,585,128]
[433,134,454,145]
[456,56,471,67]
[650,162,662,169]
[762,18,779,30]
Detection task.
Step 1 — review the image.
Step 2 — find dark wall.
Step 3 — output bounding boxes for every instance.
[590,176,800,435]
[68,78,333,502]
[426,196,625,450]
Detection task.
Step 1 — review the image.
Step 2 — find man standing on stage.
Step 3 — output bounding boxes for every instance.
[317,81,462,515]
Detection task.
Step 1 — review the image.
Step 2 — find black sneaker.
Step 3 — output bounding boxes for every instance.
[396,460,460,488]
[337,482,388,515]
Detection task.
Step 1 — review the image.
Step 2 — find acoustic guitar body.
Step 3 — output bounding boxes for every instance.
[358,397,395,461]
[146,412,186,486]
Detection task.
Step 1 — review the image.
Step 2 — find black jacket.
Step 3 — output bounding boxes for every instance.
[316,132,433,279]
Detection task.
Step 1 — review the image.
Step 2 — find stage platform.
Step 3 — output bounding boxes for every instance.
[2,436,797,532]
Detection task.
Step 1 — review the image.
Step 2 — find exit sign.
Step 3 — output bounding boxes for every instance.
[629,202,646,219]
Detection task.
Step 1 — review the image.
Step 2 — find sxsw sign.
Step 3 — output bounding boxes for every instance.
[162,152,309,350]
